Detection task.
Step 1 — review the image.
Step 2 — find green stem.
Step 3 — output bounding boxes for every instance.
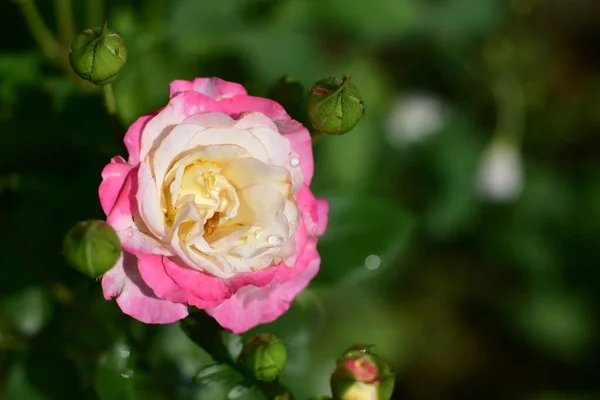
[86,0,104,27]
[103,84,127,152]
[15,0,61,61]
[103,83,117,116]
[55,0,75,48]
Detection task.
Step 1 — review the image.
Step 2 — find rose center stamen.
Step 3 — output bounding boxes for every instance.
[204,211,221,237]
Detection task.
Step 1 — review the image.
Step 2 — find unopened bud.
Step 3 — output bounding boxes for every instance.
[69,25,126,85]
[306,76,364,135]
[330,345,395,400]
[62,220,121,277]
[240,333,287,382]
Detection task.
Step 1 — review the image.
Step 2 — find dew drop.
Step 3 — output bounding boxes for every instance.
[290,157,300,167]
[267,235,284,247]
[126,228,134,238]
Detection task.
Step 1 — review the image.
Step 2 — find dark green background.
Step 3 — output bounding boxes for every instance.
[2,0,600,399]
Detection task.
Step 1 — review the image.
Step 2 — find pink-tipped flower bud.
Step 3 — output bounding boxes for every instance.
[330,345,395,400]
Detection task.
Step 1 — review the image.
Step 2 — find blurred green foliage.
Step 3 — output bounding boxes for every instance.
[2,0,600,399]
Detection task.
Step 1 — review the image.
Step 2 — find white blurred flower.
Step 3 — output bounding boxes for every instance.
[385,92,446,147]
[476,138,523,202]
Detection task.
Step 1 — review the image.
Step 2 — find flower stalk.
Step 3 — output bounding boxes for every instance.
[14,0,61,62]
[55,0,75,48]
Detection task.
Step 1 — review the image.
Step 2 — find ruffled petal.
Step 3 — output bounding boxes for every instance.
[218,95,289,122]
[102,252,188,324]
[99,156,132,216]
[275,119,314,185]
[170,77,247,100]
[137,254,222,309]
[169,80,194,98]
[123,113,157,165]
[107,166,170,256]
[206,239,320,333]
[163,257,277,303]
[139,91,221,162]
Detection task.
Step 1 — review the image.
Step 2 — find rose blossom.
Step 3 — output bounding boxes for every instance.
[98,77,328,333]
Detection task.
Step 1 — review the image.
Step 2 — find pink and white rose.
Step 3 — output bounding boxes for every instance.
[98,77,328,333]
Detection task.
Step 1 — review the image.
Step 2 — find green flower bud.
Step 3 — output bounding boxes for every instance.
[63,220,121,277]
[69,25,126,85]
[330,346,395,400]
[240,333,287,382]
[306,76,364,135]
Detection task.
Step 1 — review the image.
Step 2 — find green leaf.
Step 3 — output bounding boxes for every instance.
[226,382,268,400]
[315,195,414,284]
[192,363,244,400]
[2,286,53,337]
[149,323,214,379]
[95,339,137,400]
[2,360,47,400]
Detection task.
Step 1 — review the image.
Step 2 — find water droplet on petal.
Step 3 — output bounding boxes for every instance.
[126,228,134,238]
[290,157,300,167]
[267,235,284,247]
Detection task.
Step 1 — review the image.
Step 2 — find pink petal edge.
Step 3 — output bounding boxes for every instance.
[163,257,277,303]
[276,119,314,185]
[206,238,321,333]
[170,77,248,100]
[107,166,169,256]
[137,254,222,309]
[124,114,157,165]
[102,252,188,324]
[99,156,132,216]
